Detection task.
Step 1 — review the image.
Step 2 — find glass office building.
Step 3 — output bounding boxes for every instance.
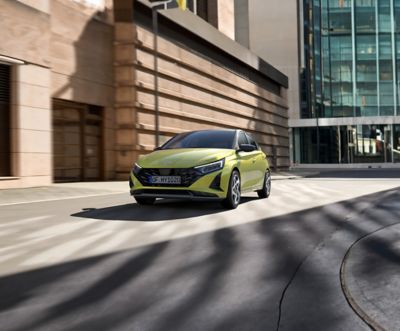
[294,0,400,164]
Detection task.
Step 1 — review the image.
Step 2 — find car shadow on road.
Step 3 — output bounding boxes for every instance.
[71,196,258,222]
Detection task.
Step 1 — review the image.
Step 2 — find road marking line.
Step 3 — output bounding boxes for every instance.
[0,215,52,227]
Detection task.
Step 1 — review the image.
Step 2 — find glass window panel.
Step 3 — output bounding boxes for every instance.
[330,12,352,33]
[356,0,376,7]
[357,35,376,60]
[299,127,319,163]
[353,125,386,162]
[395,1,400,32]
[378,0,391,33]
[166,2,178,9]
[356,0,376,33]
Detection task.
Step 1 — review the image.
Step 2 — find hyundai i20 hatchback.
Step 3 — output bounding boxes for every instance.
[129,129,271,209]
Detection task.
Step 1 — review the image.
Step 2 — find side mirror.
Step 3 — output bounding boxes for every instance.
[238,144,256,152]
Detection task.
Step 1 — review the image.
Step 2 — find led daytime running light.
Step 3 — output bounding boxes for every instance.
[132,163,142,175]
[194,159,225,174]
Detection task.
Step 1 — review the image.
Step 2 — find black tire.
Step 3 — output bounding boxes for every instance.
[134,196,156,205]
[222,170,241,209]
[257,170,271,199]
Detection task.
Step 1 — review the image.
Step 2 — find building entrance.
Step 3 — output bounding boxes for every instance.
[53,100,103,182]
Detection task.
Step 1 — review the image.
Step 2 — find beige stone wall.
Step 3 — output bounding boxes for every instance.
[16,0,50,14]
[217,0,235,40]
[207,0,235,40]
[114,24,289,179]
[50,0,115,180]
[0,0,116,188]
[0,65,52,189]
[0,0,50,67]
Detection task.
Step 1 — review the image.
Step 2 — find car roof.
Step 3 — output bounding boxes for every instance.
[185,129,239,134]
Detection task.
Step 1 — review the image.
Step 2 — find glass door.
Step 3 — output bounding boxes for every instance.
[394,124,400,163]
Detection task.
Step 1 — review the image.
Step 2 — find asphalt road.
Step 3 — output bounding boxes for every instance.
[0,178,400,331]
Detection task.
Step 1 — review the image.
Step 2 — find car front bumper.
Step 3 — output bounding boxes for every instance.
[129,169,229,200]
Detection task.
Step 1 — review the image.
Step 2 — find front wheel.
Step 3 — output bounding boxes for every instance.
[134,196,156,205]
[222,170,241,209]
[257,170,271,199]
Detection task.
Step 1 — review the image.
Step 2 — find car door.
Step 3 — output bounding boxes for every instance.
[246,133,267,188]
[236,131,254,191]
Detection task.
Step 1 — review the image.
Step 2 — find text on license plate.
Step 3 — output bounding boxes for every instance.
[150,176,181,184]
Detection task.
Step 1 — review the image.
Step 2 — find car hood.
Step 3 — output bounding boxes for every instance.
[137,148,235,168]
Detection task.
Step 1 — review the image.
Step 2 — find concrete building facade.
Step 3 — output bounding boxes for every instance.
[0,0,289,189]
[0,0,114,188]
[239,0,400,167]
[294,0,400,166]
[235,0,301,166]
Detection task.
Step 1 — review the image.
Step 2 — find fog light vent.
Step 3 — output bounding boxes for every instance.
[210,173,223,191]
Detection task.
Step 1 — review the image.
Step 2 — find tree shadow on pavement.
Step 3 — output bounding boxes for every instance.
[1,189,400,331]
[71,196,258,222]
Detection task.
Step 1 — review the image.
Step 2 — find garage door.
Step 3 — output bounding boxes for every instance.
[53,100,103,182]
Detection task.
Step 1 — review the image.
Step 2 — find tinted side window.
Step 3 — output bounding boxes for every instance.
[246,134,259,149]
[238,132,248,146]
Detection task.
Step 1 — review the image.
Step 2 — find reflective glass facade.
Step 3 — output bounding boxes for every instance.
[302,0,400,118]
[296,0,400,164]
[293,124,400,163]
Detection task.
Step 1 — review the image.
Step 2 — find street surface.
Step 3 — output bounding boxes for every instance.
[0,173,400,330]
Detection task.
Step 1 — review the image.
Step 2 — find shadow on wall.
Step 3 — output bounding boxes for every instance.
[0,189,399,330]
[253,82,288,172]
[49,2,114,181]
[52,6,113,103]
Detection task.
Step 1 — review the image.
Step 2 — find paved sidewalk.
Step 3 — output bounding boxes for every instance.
[343,221,400,331]
[0,181,128,206]
[271,170,318,180]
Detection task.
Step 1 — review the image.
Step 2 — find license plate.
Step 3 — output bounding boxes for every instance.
[150,176,181,185]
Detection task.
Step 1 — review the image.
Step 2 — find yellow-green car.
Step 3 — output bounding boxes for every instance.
[129,129,271,209]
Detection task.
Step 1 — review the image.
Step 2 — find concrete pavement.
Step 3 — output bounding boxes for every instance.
[0,172,313,206]
[342,220,400,331]
[0,177,400,330]
[0,181,127,206]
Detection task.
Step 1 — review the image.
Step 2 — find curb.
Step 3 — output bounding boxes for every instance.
[340,222,400,331]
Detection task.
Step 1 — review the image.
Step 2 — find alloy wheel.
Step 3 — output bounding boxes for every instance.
[231,172,241,205]
[265,171,271,196]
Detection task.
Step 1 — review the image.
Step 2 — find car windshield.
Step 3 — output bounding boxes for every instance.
[161,130,236,149]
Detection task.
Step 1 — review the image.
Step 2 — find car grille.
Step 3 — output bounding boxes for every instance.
[135,168,202,187]
[133,189,219,198]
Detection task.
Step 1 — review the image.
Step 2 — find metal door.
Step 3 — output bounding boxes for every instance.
[53,100,102,182]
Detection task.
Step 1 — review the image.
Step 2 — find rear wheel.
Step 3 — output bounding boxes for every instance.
[222,170,241,209]
[257,170,271,199]
[134,196,156,205]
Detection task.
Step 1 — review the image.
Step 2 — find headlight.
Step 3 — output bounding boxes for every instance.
[194,159,225,175]
[132,163,142,175]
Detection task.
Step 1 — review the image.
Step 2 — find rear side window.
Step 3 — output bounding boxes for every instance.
[238,131,248,146]
[246,133,259,150]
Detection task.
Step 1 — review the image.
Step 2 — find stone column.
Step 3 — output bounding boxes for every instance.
[114,0,138,180]
[4,64,52,189]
